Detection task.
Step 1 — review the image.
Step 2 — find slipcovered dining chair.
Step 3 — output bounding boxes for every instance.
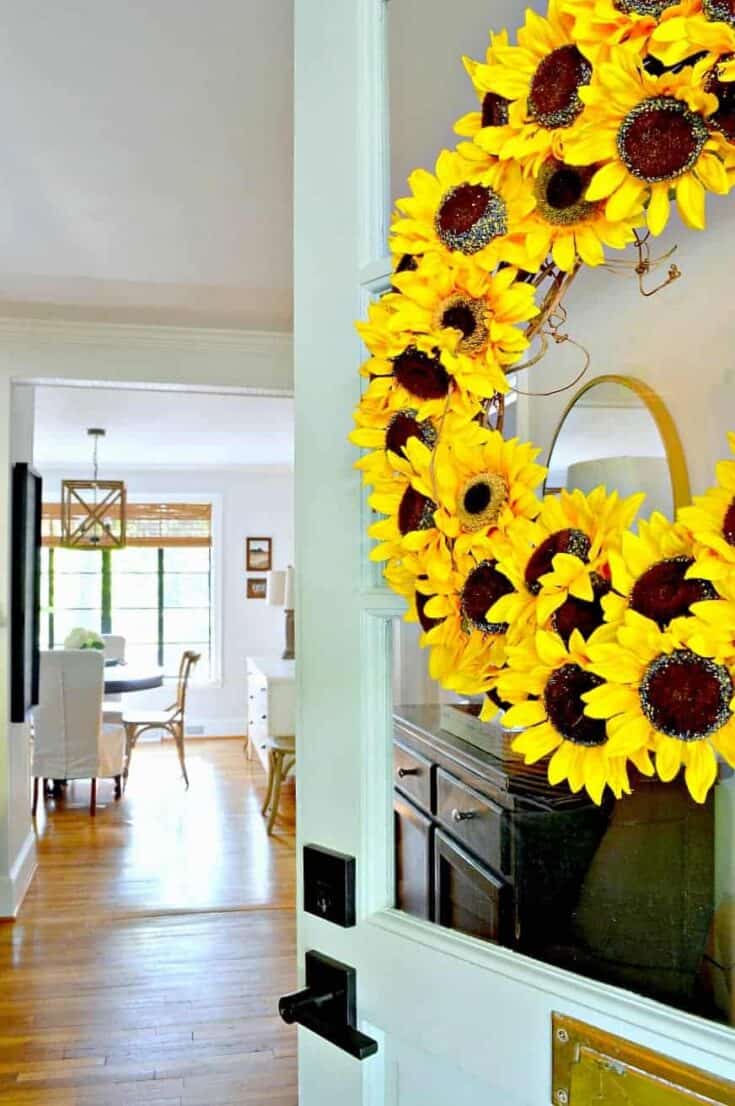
[122,650,200,789]
[31,650,126,816]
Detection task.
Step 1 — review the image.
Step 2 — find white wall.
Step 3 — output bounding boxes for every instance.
[516,197,735,492]
[39,464,294,736]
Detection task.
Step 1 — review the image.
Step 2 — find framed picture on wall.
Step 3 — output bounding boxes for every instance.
[246,537,272,571]
[247,577,267,600]
[11,463,42,723]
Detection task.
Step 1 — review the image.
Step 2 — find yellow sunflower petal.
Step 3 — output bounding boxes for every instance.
[676,173,706,231]
[683,741,718,804]
[606,176,646,222]
[655,735,684,782]
[586,160,629,201]
[647,185,670,237]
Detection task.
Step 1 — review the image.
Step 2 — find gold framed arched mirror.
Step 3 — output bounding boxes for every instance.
[545,374,691,517]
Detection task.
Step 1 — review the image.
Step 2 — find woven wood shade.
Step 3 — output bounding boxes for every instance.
[44,501,211,548]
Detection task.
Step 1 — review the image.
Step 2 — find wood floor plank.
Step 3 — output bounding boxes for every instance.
[0,740,297,1105]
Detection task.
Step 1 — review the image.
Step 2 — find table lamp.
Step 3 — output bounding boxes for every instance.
[267,565,295,660]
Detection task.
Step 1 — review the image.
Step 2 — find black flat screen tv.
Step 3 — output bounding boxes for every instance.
[11,463,42,723]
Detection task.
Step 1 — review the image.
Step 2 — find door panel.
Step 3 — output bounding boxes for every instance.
[294,0,735,1102]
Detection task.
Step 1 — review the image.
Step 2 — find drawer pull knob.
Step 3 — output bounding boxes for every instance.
[451,808,475,823]
[397,767,419,779]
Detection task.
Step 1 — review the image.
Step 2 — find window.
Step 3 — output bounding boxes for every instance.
[40,501,213,679]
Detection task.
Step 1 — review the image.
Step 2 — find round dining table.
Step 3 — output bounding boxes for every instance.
[103,667,164,695]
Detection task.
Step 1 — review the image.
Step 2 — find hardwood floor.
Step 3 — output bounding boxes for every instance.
[0,739,298,1105]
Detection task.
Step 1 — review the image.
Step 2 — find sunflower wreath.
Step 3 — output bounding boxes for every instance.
[351,0,735,806]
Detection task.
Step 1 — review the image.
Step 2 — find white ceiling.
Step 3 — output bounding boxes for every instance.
[33,385,294,469]
[1,1,293,330]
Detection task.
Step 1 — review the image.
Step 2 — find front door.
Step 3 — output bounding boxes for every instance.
[293,0,735,1102]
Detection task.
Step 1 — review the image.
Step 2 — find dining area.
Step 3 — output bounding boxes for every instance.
[30,632,199,816]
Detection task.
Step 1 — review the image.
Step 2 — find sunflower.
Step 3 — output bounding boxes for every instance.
[470,0,595,174]
[389,148,540,273]
[565,46,735,235]
[455,30,513,143]
[387,254,539,394]
[585,610,735,802]
[419,426,546,565]
[350,384,480,488]
[499,627,651,803]
[420,540,515,694]
[685,576,735,662]
[650,5,735,66]
[502,155,641,269]
[367,455,444,570]
[700,54,735,150]
[566,0,698,62]
[489,487,644,635]
[678,431,735,581]
[604,511,718,627]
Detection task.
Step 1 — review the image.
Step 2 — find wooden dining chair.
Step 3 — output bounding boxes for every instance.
[122,650,200,789]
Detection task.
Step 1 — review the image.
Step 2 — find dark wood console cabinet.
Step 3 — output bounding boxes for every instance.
[393,705,608,954]
[393,706,717,1017]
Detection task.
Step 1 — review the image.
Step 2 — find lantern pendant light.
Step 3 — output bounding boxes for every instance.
[60,428,127,549]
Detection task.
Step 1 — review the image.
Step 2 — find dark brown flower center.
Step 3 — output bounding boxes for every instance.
[482,91,510,128]
[395,253,418,274]
[442,303,477,338]
[528,45,592,129]
[614,0,672,16]
[525,528,591,595]
[617,96,708,182]
[435,183,507,254]
[460,560,514,633]
[706,60,735,142]
[487,687,512,713]
[640,649,733,740]
[458,472,509,532]
[416,580,441,633]
[385,410,437,457]
[544,663,607,746]
[438,294,489,355]
[398,487,436,535]
[703,0,735,28]
[392,347,450,400]
[534,159,598,226]
[551,574,611,645]
[723,497,735,545]
[630,556,717,628]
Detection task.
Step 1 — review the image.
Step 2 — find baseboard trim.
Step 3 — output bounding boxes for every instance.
[0,830,37,919]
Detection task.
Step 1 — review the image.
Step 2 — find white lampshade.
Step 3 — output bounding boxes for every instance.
[284,565,295,610]
[266,570,286,607]
[566,456,672,518]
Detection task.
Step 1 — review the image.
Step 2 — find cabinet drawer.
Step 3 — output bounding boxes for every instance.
[434,830,513,945]
[393,741,433,812]
[436,767,508,874]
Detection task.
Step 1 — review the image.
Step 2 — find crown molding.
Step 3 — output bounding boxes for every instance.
[0,314,293,356]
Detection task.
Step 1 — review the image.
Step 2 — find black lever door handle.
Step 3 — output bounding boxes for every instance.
[278,951,378,1061]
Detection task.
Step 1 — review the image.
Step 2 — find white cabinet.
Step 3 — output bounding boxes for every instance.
[246,656,296,773]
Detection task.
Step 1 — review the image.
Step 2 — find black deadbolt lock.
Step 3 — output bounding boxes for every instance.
[303,844,356,927]
[279,950,378,1061]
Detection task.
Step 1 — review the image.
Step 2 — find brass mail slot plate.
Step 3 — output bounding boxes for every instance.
[552,1013,735,1105]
